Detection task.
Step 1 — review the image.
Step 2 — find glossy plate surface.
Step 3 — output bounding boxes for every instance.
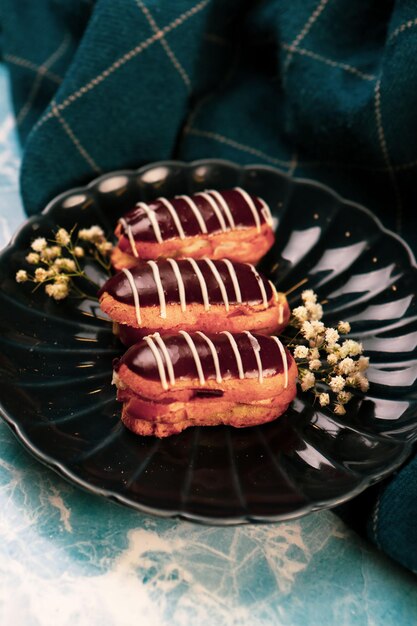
[1,160,417,524]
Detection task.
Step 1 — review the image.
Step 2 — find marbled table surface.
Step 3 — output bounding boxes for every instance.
[1,64,417,626]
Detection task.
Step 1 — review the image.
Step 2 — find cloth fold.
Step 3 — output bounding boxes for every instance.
[1,0,417,571]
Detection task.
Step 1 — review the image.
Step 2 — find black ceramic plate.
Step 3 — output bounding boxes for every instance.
[1,160,417,524]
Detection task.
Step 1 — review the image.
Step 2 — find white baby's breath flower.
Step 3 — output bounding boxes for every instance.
[41,245,61,260]
[54,258,76,272]
[340,339,363,358]
[337,391,353,404]
[301,371,315,391]
[338,321,351,334]
[334,403,346,416]
[329,375,346,393]
[294,345,309,359]
[305,302,323,321]
[292,306,309,323]
[55,228,71,246]
[301,320,325,340]
[16,270,28,283]
[34,267,49,283]
[337,357,356,375]
[54,274,70,285]
[78,225,104,242]
[356,374,369,392]
[309,348,320,360]
[319,393,330,407]
[31,237,47,252]
[96,241,113,255]
[26,252,40,264]
[302,289,317,304]
[357,356,370,372]
[309,359,321,371]
[327,353,339,366]
[325,328,339,346]
[45,282,69,300]
[74,246,84,258]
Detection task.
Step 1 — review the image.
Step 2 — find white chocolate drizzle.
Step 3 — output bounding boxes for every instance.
[196,331,223,383]
[179,330,205,385]
[157,197,186,239]
[221,331,244,379]
[152,332,175,386]
[272,336,288,389]
[167,258,187,312]
[234,187,261,233]
[136,202,163,244]
[222,259,242,303]
[186,258,210,311]
[207,189,236,229]
[196,191,227,232]
[147,260,167,318]
[268,279,279,303]
[204,259,230,311]
[278,303,284,325]
[119,218,138,257]
[176,195,208,233]
[143,335,168,390]
[259,198,273,227]
[244,331,263,384]
[248,264,269,308]
[122,268,141,325]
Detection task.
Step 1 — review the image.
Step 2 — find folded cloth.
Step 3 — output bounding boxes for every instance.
[1,0,417,571]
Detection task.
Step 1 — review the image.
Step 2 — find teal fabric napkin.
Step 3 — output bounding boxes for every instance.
[1,0,417,571]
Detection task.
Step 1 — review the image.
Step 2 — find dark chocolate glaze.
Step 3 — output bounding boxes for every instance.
[118,189,270,246]
[99,259,273,307]
[116,333,289,381]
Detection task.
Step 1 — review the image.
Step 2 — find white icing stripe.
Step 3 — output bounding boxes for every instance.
[222,259,242,303]
[152,333,175,386]
[136,202,163,243]
[176,195,207,233]
[167,258,186,312]
[157,197,186,240]
[248,264,269,308]
[259,198,273,227]
[234,187,261,233]
[186,258,210,311]
[122,268,141,325]
[143,336,168,390]
[244,331,263,384]
[196,191,227,232]
[278,303,284,325]
[272,336,289,389]
[204,259,229,311]
[179,330,205,385]
[207,189,236,229]
[221,331,244,379]
[119,218,138,258]
[147,260,166,318]
[268,280,279,303]
[196,331,223,383]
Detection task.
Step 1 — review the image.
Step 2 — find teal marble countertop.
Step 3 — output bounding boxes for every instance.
[1,64,417,626]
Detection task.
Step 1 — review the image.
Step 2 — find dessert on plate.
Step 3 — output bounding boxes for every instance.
[111,188,275,269]
[113,331,297,437]
[99,258,290,345]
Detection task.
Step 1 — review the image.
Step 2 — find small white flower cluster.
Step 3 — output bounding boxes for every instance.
[15,225,113,301]
[290,289,370,415]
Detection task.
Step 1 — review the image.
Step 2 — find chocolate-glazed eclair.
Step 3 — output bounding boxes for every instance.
[113,331,297,437]
[99,258,290,345]
[111,188,275,269]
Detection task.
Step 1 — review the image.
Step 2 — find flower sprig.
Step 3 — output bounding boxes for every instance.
[289,289,369,415]
[15,225,113,300]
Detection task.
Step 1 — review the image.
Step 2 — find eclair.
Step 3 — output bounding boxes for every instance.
[111,188,275,269]
[113,331,297,437]
[99,258,290,345]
